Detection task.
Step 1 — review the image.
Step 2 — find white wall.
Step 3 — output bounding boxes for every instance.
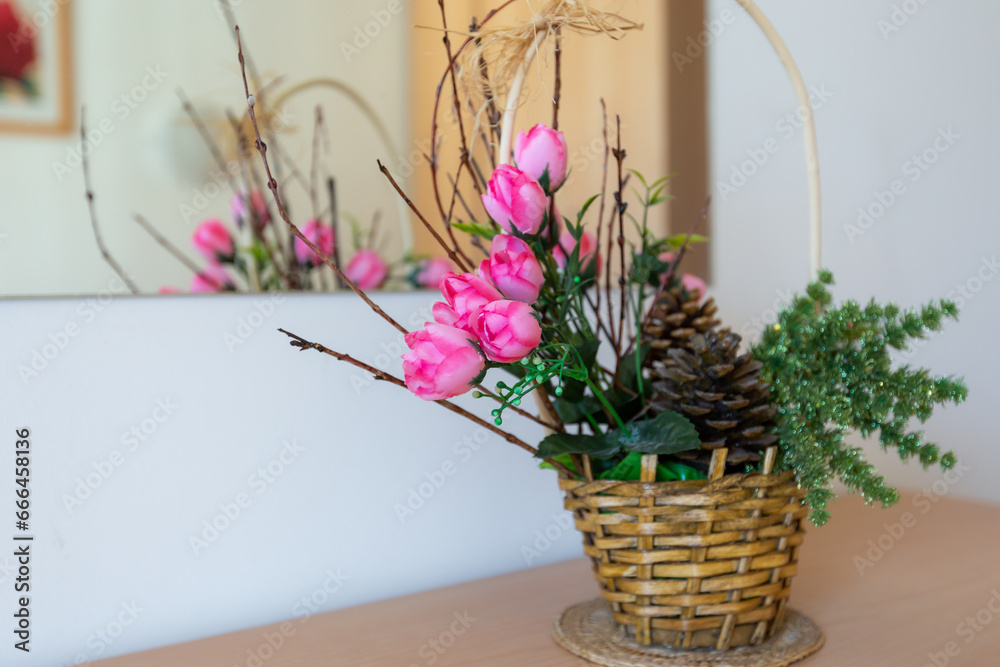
[707,0,999,499]
[0,292,579,665]
[0,0,412,296]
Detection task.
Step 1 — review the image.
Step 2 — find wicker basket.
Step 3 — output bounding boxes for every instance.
[559,447,808,650]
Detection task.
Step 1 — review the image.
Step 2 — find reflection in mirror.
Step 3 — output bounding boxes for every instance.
[0,0,427,297]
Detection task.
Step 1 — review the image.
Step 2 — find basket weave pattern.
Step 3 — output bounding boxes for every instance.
[559,447,807,650]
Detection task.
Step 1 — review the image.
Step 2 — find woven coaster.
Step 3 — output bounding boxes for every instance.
[552,599,824,667]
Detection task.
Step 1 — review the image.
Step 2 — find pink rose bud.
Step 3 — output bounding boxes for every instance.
[190,264,234,293]
[431,301,460,328]
[514,123,568,191]
[192,219,234,262]
[483,234,544,304]
[681,273,707,299]
[553,229,600,272]
[472,300,542,363]
[402,323,486,401]
[294,219,335,268]
[415,257,453,290]
[481,164,548,235]
[230,189,271,230]
[439,272,503,333]
[345,249,388,290]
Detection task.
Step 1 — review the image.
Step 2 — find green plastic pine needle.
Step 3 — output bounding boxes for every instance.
[752,272,967,525]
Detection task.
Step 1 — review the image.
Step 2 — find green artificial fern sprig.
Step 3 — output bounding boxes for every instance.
[753,270,968,525]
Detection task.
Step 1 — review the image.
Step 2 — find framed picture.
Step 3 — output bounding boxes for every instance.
[0,0,73,134]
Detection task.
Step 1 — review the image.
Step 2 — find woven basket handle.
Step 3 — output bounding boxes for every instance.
[734,0,823,278]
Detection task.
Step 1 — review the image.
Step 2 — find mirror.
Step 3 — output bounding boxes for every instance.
[1,0,708,297]
[0,0,416,296]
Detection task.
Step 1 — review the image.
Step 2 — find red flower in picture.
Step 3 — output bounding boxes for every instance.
[0,1,37,84]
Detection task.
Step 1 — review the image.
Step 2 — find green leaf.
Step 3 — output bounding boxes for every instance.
[451,221,497,240]
[576,194,600,224]
[666,233,708,247]
[627,169,649,188]
[538,452,578,475]
[594,452,705,482]
[598,451,646,481]
[535,432,621,460]
[657,460,705,481]
[557,340,599,403]
[553,395,606,424]
[615,344,648,396]
[612,411,701,456]
[649,174,674,189]
[649,183,669,201]
[469,365,488,387]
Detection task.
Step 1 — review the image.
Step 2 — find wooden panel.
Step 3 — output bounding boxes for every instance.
[94,492,1000,666]
[664,0,710,280]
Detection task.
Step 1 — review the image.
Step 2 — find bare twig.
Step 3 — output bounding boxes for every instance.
[444,166,464,232]
[177,89,234,187]
[428,1,517,251]
[224,110,262,291]
[447,173,477,222]
[132,214,202,276]
[547,26,563,250]
[367,209,383,250]
[218,1,262,94]
[223,109,274,236]
[81,109,139,294]
[468,235,489,258]
[236,27,406,335]
[613,116,627,376]
[533,386,566,433]
[278,328,574,477]
[552,26,562,130]
[225,110,293,289]
[468,155,490,192]
[328,177,345,289]
[439,0,471,171]
[267,137,314,205]
[309,105,323,220]
[598,100,614,349]
[466,91,497,172]
[581,289,616,343]
[378,160,471,272]
[432,0,480,269]
[472,17,502,158]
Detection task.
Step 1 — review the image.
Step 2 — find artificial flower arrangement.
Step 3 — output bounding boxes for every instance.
[80,71,453,295]
[155,188,452,294]
[226,0,965,656]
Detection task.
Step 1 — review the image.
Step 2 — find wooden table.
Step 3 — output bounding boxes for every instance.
[96,493,1000,666]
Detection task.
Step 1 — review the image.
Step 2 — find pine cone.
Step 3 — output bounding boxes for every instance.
[644,285,721,360]
[648,329,778,468]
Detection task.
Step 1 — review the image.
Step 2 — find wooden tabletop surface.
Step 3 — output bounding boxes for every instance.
[95,492,1000,666]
